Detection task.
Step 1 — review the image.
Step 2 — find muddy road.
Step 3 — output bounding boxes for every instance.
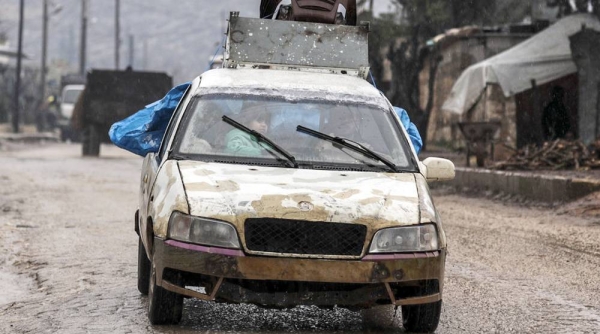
[1,143,599,333]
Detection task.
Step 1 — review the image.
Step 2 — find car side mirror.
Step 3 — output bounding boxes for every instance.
[421,157,455,182]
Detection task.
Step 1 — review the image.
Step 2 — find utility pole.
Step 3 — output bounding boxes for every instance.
[128,34,134,68]
[40,0,49,131]
[13,0,25,133]
[68,25,75,64]
[115,0,120,69]
[143,39,148,70]
[79,0,88,76]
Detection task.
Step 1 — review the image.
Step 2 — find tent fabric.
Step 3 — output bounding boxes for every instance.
[443,14,600,115]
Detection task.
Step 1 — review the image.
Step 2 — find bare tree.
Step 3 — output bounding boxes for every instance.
[384,0,452,150]
[575,0,590,12]
[594,0,600,16]
[0,65,42,125]
[387,27,441,150]
[547,0,600,18]
[547,0,574,17]
[0,17,6,44]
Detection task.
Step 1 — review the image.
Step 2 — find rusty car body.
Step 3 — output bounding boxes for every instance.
[135,67,455,333]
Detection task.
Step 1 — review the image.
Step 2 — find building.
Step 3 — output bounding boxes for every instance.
[0,41,20,65]
[570,27,600,145]
[419,26,537,153]
[443,14,600,155]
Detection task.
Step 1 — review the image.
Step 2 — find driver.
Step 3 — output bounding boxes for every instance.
[224,107,270,157]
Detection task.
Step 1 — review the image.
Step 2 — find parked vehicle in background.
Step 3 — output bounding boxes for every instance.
[73,69,172,156]
[57,84,85,141]
[60,84,85,119]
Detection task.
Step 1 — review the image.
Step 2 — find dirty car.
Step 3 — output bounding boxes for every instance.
[135,68,455,333]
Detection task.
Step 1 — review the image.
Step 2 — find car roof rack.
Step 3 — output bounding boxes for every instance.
[223,12,370,79]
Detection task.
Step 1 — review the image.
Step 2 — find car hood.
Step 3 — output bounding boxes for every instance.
[178,161,421,231]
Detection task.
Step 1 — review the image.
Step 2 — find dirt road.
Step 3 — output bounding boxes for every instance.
[1,143,599,333]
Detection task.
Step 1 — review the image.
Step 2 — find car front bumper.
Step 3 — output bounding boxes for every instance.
[152,237,445,308]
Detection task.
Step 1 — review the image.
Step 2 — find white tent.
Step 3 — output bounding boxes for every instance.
[442,14,600,115]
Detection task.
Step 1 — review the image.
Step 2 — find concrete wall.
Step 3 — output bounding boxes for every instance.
[448,167,600,203]
[570,28,600,145]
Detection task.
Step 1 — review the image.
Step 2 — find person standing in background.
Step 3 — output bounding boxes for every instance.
[542,86,571,141]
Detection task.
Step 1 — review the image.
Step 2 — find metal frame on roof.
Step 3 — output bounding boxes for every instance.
[223,12,370,79]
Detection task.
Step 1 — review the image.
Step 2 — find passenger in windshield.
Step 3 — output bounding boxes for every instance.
[225,108,271,157]
[314,109,382,158]
[330,111,361,138]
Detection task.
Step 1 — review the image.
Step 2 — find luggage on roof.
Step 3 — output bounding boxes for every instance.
[260,0,357,25]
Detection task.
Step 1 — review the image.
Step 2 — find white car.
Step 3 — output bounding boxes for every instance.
[58,84,85,141]
[60,84,85,119]
[136,68,454,333]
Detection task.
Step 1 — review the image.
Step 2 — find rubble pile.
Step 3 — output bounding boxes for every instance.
[492,139,600,171]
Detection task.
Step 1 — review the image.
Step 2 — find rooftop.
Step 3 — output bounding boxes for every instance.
[198,68,383,103]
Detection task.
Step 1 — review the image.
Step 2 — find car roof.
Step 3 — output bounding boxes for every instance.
[62,85,85,91]
[197,68,383,101]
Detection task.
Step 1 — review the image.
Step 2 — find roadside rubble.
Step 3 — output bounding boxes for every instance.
[491,139,600,171]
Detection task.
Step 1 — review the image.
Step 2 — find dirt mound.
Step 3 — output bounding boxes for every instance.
[557,191,600,218]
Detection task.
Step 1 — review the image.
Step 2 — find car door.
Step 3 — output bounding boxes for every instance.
[139,82,195,252]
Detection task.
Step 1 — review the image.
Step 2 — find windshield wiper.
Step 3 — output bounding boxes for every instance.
[296,125,400,172]
[222,116,299,168]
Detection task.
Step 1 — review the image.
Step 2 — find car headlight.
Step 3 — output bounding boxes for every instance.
[168,212,241,249]
[369,224,439,253]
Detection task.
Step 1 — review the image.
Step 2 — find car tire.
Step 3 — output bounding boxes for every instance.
[82,124,100,156]
[88,124,100,156]
[60,128,68,142]
[360,305,398,330]
[137,238,151,295]
[81,126,91,155]
[401,300,442,333]
[148,265,184,325]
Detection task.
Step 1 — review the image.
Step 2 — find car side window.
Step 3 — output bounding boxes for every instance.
[157,84,194,160]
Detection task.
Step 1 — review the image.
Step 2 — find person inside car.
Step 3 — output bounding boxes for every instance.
[225,108,271,157]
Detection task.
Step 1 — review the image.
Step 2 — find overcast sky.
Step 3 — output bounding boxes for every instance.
[0,0,396,83]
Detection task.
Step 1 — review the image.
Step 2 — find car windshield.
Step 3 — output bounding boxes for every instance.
[62,89,83,104]
[173,94,415,172]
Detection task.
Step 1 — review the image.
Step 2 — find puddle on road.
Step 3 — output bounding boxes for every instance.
[0,267,33,306]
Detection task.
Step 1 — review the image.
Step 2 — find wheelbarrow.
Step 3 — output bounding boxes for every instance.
[458,121,501,167]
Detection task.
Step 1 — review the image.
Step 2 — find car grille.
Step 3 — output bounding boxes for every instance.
[244,218,366,256]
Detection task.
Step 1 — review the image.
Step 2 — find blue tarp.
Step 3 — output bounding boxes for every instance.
[394,107,423,154]
[108,82,190,156]
[109,82,423,156]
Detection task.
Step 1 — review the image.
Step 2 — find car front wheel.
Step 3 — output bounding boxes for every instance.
[137,237,151,295]
[401,300,442,333]
[148,265,183,325]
